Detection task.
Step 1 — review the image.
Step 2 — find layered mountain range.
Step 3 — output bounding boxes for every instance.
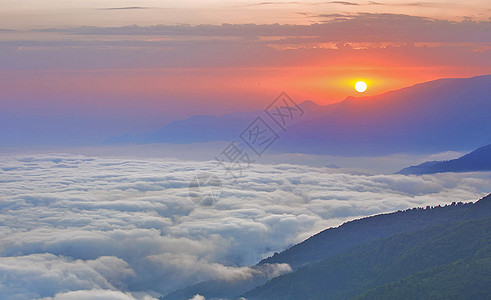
[110,74,491,155]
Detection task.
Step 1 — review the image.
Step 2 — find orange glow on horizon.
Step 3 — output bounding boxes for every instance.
[1,65,489,115]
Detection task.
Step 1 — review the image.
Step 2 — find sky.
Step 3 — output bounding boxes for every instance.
[1,0,490,29]
[1,1,490,146]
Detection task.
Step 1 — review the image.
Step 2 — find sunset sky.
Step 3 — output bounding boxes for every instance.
[1,0,490,145]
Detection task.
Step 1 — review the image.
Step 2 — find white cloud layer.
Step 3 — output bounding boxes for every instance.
[0,153,490,299]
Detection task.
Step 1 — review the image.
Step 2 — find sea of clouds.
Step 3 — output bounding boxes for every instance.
[0,153,490,299]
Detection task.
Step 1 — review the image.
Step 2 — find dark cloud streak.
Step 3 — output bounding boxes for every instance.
[97,7,158,11]
[26,13,490,44]
[368,1,442,7]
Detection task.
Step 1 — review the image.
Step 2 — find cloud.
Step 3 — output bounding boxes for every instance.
[326,1,359,5]
[0,254,135,300]
[42,289,150,300]
[0,154,489,298]
[98,7,157,11]
[368,1,440,7]
[0,14,489,74]
[243,2,301,6]
[27,14,490,43]
[239,1,359,7]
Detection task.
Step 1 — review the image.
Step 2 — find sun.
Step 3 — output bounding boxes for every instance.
[355,81,367,93]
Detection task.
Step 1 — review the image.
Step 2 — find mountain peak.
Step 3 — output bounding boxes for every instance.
[397,143,491,175]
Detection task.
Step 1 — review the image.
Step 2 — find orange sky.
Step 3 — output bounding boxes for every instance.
[1,0,490,29]
[0,7,490,142]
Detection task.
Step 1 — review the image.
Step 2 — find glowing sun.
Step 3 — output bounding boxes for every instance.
[355,81,367,93]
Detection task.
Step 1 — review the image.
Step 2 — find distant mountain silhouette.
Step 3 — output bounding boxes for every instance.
[106,100,327,144]
[397,143,491,175]
[110,75,491,155]
[161,194,491,300]
[278,74,491,155]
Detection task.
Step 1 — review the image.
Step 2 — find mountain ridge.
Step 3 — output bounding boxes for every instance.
[244,217,491,300]
[397,143,491,174]
[110,74,491,155]
[162,194,491,300]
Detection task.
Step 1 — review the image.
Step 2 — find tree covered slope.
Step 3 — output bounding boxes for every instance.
[163,195,491,300]
[244,217,491,300]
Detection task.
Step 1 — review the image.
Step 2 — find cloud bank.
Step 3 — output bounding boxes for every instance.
[0,154,490,299]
